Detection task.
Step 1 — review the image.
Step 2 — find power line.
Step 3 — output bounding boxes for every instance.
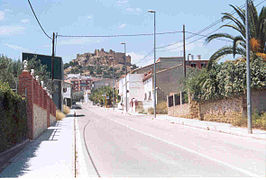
[185,0,264,41]
[133,49,154,65]
[27,0,52,40]
[57,31,182,38]
[157,0,265,52]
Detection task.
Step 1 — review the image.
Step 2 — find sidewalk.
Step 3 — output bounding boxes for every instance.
[0,111,75,178]
[110,107,266,141]
[154,115,266,140]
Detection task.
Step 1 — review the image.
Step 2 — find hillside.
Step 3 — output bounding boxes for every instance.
[64,48,137,78]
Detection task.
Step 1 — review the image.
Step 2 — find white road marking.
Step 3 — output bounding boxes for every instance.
[109,118,259,177]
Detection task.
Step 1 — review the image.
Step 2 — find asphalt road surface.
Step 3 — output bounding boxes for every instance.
[76,103,266,177]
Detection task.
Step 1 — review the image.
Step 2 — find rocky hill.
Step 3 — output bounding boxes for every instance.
[64,48,137,79]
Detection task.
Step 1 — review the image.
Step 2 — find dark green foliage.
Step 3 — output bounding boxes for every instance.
[89,86,120,106]
[27,56,52,93]
[206,1,266,62]
[72,91,84,102]
[0,81,27,153]
[185,57,265,102]
[0,55,22,90]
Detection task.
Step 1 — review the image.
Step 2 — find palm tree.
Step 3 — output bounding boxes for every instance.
[206,1,266,62]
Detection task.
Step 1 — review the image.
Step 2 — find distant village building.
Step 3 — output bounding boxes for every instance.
[65,74,93,92]
[63,81,72,107]
[119,56,209,113]
[92,78,114,90]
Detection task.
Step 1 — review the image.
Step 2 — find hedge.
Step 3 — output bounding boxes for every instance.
[0,81,27,153]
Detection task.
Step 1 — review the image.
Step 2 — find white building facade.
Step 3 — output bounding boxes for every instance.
[119,74,145,112]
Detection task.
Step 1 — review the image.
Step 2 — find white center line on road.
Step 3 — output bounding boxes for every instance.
[108,118,259,177]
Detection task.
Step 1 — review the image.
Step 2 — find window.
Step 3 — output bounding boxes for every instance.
[174,94,180,105]
[168,96,173,107]
[201,63,206,68]
[144,93,147,100]
[148,91,151,100]
[191,63,196,68]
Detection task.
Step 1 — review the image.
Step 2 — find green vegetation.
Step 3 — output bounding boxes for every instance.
[0,55,22,91]
[72,91,84,103]
[206,1,266,63]
[184,57,265,102]
[89,86,120,107]
[147,102,168,114]
[0,81,27,153]
[0,55,52,93]
[232,111,266,130]
[26,56,52,93]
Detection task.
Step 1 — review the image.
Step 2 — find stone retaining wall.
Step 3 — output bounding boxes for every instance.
[168,89,266,123]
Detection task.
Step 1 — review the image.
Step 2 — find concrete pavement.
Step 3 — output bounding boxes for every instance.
[114,108,266,141]
[77,103,266,177]
[0,111,75,178]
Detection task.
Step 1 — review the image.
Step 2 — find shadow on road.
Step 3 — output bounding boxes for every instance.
[66,113,85,117]
[0,121,62,178]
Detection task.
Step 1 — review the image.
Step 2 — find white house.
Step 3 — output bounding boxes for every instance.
[143,72,155,111]
[63,81,72,107]
[119,74,145,112]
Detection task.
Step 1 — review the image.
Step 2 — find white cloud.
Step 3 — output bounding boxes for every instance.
[0,11,5,21]
[58,38,101,46]
[4,43,30,52]
[0,25,25,36]
[21,19,30,23]
[118,23,126,29]
[116,0,128,6]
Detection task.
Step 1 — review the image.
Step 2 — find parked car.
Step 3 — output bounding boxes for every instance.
[71,104,82,109]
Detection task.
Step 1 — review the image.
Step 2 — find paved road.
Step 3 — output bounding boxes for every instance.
[76,104,266,177]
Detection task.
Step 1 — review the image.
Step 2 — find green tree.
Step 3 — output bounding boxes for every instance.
[206,1,266,63]
[0,55,22,91]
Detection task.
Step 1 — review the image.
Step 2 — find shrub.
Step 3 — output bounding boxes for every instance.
[156,102,168,114]
[0,81,27,153]
[56,110,65,120]
[253,112,266,130]
[63,105,70,115]
[232,111,266,130]
[148,107,154,114]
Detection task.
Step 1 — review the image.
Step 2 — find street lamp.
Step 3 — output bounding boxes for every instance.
[121,42,128,112]
[245,0,252,134]
[148,9,156,118]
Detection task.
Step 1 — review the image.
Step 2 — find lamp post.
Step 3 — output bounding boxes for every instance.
[245,0,252,134]
[148,10,156,118]
[121,42,128,112]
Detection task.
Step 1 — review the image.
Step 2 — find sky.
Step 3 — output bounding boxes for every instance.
[0,0,265,67]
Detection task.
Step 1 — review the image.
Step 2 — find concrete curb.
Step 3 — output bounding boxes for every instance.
[156,116,266,141]
[0,139,30,173]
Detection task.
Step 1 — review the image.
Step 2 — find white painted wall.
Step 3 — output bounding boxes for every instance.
[119,74,144,111]
[143,77,154,110]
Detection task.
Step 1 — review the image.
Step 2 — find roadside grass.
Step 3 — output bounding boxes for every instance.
[232,111,266,130]
[63,105,70,114]
[56,110,66,120]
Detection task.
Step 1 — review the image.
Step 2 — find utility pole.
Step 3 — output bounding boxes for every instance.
[148,10,156,118]
[51,32,55,101]
[51,32,55,81]
[245,0,252,134]
[183,25,186,77]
